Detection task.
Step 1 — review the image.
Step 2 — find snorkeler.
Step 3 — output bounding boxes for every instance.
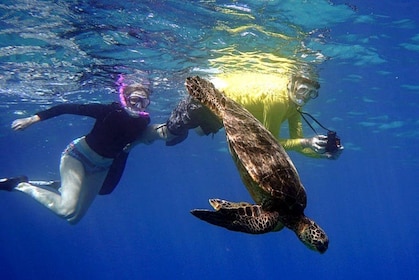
[165,72,343,159]
[0,82,167,224]
[98,91,223,195]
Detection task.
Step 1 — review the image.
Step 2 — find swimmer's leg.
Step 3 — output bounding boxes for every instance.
[15,154,84,222]
[68,168,108,224]
[15,154,106,224]
[29,180,61,190]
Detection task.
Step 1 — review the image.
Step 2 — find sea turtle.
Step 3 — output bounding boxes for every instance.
[186,76,329,253]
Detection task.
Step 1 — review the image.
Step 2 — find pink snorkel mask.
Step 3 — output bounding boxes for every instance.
[117,74,150,117]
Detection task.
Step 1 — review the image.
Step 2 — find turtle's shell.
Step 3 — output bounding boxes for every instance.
[186,76,307,214]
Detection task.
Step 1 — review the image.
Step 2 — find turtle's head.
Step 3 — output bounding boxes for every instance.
[297,217,329,253]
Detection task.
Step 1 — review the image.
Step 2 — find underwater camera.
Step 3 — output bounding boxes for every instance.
[325,131,341,153]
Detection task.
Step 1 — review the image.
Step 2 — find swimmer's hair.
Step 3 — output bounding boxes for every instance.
[294,76,320,89]
[122,83,151,97]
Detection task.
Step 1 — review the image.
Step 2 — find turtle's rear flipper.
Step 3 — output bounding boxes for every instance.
[191,199,279,234]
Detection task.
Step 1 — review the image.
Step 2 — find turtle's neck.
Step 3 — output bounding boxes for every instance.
[280,213,304,231]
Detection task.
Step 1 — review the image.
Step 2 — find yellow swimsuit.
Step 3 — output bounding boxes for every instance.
[212,72,319,158]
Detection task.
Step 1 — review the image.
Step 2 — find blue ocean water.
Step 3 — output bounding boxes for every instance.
[0,0,418,279]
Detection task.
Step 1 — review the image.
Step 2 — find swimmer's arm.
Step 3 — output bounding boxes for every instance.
[11,115,41,131]
[282,113,322,158]
[280,112,305,150]
[279,114,322,158]
[124,123,176,151]
[12,104,110,131]
[141,124,175,144]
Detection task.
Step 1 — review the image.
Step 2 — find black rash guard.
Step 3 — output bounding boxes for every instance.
[36,102,150,158]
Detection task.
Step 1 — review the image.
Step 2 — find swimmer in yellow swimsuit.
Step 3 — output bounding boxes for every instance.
[164,73,343,159]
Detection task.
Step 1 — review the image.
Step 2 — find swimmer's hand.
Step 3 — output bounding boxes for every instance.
[302,135,327,153]
[11,115,41,131]
[301,135,344,160]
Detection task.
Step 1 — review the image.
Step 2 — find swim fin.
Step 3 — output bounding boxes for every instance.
[0,176,28,191]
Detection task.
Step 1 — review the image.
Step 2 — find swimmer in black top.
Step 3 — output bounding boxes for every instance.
[99,94,223,195]
[0,83,166,224]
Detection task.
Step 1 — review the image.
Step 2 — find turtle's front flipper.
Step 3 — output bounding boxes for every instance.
[191,199,280,234]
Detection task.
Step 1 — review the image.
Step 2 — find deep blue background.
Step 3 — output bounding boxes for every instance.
[0,0,418,279]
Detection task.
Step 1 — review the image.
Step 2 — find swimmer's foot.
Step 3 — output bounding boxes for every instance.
[29,180,60,189]
[0,176,28,191]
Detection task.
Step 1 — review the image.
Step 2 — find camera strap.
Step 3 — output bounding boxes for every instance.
[297,108,332,135]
